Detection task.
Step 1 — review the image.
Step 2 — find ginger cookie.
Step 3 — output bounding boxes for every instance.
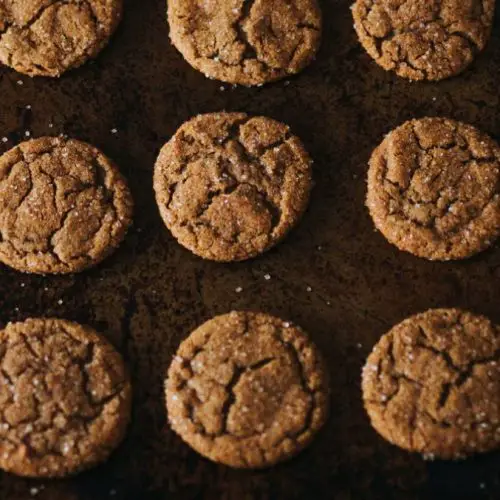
[362,309,500,460]
[366,117,500,261]
[165,311,329,468]
[167,0,322,86]
[0,0,123,77]
[0,318,131,477]
[0,136,133,274]
[352,0,495,81]
[153,112,313,262]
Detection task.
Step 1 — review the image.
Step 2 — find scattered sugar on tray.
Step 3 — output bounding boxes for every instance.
[58,299,64,305]
[263,273,271,280]
[30,487,39,496]
[25,131,31,137]
[111,128,118,134]
[306,286,312,292]
[235,286,243,293]
[17,80,23,86]
[1,137,7,143]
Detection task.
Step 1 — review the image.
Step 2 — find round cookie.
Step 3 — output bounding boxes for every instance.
[167,0,322,86]
[165,311,329,468]
[153,113,313,262]
[352,0,495,81]
[366,117,500,261]
[0,0,123,77]
[0,136,133,274]
[362,309,500,460]
[0,318,131,477]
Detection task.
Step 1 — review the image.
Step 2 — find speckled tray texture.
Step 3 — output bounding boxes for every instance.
[0,1,499,499]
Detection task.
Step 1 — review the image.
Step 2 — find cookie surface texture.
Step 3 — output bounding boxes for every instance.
[167,0,322,86]
[0,0,123,77]
[154,112,313,262]
[352,0,495,81]
[366,117,500,261]
[0,318,131,477]
[0,136,133,274]
[166,311,329,468]
[362,308,500,459]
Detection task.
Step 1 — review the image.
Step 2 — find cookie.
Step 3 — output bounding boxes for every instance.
[165,311,329,468]
[352,0,495,81]
[0,136,133,274]
[366,117,500,261]
[167,0,322,86]
[0,0,123,77]
[0,318,131,477]
[362,309,500,460]
[153,112,313,262]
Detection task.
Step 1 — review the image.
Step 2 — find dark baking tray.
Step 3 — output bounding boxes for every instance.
[1,1,499,499]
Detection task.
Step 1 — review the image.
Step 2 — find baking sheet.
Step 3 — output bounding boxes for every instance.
[0,0,499,498]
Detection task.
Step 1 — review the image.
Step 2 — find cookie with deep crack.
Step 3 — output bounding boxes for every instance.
[165,311,329,468]
[167,0,322,86]
[153,112,313,262]
[366,117,500,261]
[0,136,133,274]
[352,0,495,81]
[0,318,132,477]
[0,0,123,77]
[362,308,500,459]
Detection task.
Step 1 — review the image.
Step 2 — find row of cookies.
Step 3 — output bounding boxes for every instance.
[1,112,498,274]
[1,306,498,478]
[1,1,494,83]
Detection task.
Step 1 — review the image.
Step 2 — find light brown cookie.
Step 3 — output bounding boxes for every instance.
[153,112,313,262]
[0,318,131,477]
[352,0,495,81]
[0,136,133,274]
[362,309,500,460]
[366,117,500,261]
[167,0,322,86]
[165,311,329,468]
[0,0,123,77]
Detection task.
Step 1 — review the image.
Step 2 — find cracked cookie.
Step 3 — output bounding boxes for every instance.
[362,309,500,460]
[0,136,133,274]
[167,0,322,86]
[165,311,329,468]
[0,318,131,477]
[366,117,500,261]
[153,112,313,262]
[352,0,495,81]
[0,0,123,77]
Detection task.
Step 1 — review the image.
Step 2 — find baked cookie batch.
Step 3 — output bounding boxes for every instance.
[0,0,499,480]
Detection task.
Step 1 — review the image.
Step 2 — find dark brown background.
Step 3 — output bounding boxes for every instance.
[0,1,499,498]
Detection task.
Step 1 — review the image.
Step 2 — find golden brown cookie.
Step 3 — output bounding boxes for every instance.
[0,0,123,77]
[366,117,500,261]
[0,318,131,477]
[362,309,500,460]
[352,0,495,81]
[153,112,313,262]
[0,136,133,274]
[165,311,329,468]
[167,0,322,86]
